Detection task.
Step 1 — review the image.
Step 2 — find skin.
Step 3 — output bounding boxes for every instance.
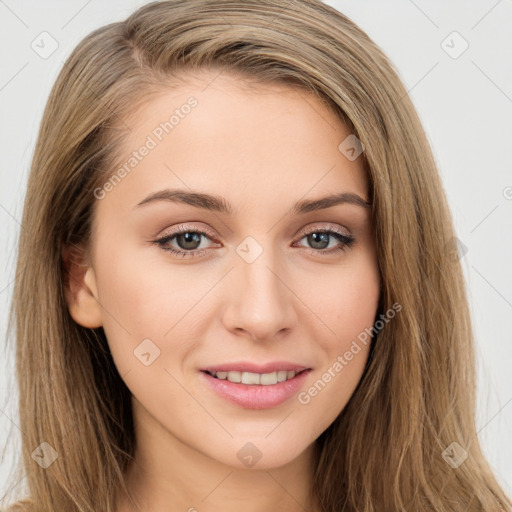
[65,71,380,512]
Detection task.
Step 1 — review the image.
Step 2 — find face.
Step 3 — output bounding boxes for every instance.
[70,71,380,471]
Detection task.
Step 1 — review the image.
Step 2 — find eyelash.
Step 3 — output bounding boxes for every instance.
[153,224,355,259]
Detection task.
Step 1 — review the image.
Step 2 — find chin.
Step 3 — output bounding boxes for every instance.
[205,436,313,471]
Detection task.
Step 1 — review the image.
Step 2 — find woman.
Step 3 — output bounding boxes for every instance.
[3,0,511,511]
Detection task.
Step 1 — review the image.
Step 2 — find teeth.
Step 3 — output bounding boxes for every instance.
[260,372,278,385]
[241,372,261,385]
[226,371,241,383]
[277,370,288,382]
[211,370,298,385]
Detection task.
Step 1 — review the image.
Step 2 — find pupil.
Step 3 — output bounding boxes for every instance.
[178,232,201,250]
[308,232,329,249]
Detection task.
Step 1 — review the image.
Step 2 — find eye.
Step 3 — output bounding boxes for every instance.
[153,226,218,259]
[293,227,355,255]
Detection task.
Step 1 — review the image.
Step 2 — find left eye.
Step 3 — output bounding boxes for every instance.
[295,230,354,253]
[154,230,213,257]
[154,228,354,258]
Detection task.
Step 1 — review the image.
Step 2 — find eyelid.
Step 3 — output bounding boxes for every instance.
[296,222,352,238]
[157,221,352,242]
[157,222,218,240]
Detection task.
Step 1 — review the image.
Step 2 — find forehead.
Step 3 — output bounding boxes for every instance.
[101,71,369,213]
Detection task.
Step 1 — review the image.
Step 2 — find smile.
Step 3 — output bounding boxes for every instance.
[200,367,312,409]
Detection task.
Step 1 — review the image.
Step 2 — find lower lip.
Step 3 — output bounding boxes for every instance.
[200,370,311,409]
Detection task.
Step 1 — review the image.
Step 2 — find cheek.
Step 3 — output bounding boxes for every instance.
[302,251,380,350]
[90,239,178,371]
[91,236,222,381]
[93,237,202,331]
[294,252,379,417]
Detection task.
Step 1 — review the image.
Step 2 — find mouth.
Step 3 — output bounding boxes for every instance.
[199,363,312,409]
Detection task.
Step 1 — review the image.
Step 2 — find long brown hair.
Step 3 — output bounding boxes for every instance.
[3,1,511,511]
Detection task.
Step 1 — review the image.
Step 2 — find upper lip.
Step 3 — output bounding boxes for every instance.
[202,361,311,374]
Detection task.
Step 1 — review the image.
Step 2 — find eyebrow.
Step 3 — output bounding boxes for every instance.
[135,188,372,215]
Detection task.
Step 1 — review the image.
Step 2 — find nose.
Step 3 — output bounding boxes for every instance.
[221,246,298,342]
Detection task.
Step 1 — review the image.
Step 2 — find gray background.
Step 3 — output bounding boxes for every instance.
[1,0,511,502]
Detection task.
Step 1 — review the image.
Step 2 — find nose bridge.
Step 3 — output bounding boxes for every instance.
[223,237,296,340]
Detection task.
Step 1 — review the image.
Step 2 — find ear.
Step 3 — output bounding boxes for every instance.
[62,244,103,328]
